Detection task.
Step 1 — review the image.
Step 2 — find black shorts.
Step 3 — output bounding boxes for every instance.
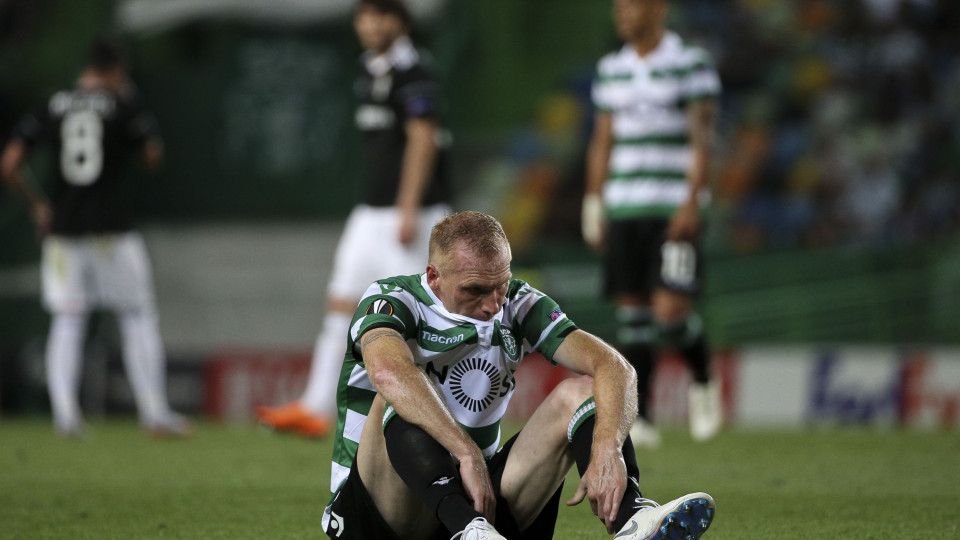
[325,432,563,540]
[603,218,704,298]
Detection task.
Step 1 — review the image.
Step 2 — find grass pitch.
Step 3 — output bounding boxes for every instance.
[1,418,958,539]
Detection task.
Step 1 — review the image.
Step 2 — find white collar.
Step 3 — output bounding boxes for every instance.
[419,273,502,327]
[364,35,418,77]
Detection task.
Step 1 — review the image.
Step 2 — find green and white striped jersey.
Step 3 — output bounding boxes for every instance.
[325,273,577,502]
[592,31,720,220]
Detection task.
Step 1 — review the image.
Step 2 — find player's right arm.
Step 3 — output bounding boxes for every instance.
[583,110,612,250]
[555,329,636,533]
[141,136,164,171]
[1,137,51,237]
[358,326,496,520]
[123,92,164,172]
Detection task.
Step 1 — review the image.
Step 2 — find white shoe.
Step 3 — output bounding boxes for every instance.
[450,517,506,540]
[55,422,84,439]
[629,417,662,449]
[614,492,715,539]
[145,412,194,439]
[688,381,722,442]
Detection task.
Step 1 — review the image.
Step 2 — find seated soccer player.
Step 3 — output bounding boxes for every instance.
[322,212,715,539]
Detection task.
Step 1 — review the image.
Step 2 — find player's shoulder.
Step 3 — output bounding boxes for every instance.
[371,274,416,293]
[596,45,632,74]
[112,85,151,115]
[668,32,715,69]
[394,48,436,84]
[506,278,546,303]
[368,274,433,304]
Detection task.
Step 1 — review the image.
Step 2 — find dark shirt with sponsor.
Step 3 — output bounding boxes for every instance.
[11,86,159,236]
[354,45,451,208]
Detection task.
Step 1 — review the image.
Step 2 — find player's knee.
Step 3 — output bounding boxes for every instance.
[654,313,704,348]
[549,375,594,413]
[616,305,655,347]
[652,301,690,323]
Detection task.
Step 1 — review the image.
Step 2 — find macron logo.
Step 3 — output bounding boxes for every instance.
[422,330,464,345]
[432,476,454,486]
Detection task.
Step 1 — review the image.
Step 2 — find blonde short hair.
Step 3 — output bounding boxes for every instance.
[429,211,511,272]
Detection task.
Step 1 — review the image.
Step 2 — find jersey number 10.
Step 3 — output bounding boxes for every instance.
[60,110,104,186]
[660,241,696,288]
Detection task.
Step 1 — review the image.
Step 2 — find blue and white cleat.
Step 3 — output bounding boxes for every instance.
[614,492,715,540]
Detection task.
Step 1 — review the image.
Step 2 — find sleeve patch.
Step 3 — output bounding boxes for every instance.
[366,299,395,317]
[549,308,564,322]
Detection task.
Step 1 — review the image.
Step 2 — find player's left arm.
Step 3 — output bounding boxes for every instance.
[667,97,716,241]
[554,329,637,531]
[396,115,438,244]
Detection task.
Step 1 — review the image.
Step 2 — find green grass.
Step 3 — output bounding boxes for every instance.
[1,418,958,538]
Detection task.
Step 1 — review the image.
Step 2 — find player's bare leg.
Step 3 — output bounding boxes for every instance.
[45,312,88,437]
[118,308,192,438]
[497,376,590,529]
[652,289,721,442]
[355,395,447,539]
[616,293,662,449]
[504,374,715,538]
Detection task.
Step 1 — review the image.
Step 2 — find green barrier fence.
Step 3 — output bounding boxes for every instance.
[549,238,960,347]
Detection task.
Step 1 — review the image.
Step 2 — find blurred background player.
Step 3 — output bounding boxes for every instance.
[582,0,722,447]
[0,36,190,438]
[256,0,452,437]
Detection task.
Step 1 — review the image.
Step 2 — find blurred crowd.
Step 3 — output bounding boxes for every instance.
[489,0,960,256]
[687,0,960,253]
[2,0,959,257]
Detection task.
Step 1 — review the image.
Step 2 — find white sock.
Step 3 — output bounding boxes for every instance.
[118,310,170,426]
[300,311,352,417]
[46,313,88,432]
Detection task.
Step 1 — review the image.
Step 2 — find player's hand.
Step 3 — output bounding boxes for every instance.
[667,203,700,241]
[458,452,497,522]
[582,193,606,251]
[565,445,627,533]
[30,201,52,238]
[397,210,417,247]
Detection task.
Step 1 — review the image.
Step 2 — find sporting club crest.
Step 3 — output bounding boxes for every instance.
[499,326,518,359]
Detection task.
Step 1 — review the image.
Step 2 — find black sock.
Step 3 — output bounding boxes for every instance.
[383,416,481,533]
[681,334,711,384]
[569,413,643,532]
[621,345,655,420]
[437,493,477,533]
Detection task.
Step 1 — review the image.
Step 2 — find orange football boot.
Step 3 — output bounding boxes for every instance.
[256,401,332,438]
[295,414,333,439]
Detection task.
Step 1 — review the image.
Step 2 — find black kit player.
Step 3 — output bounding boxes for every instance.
[1,36,190,437]
[256,0,452,438]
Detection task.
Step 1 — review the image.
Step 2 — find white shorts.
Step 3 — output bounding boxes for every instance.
[41,232,158,314]
[327,204,450,300]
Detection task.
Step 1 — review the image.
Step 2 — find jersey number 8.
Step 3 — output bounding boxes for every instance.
[60,110,104,186]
